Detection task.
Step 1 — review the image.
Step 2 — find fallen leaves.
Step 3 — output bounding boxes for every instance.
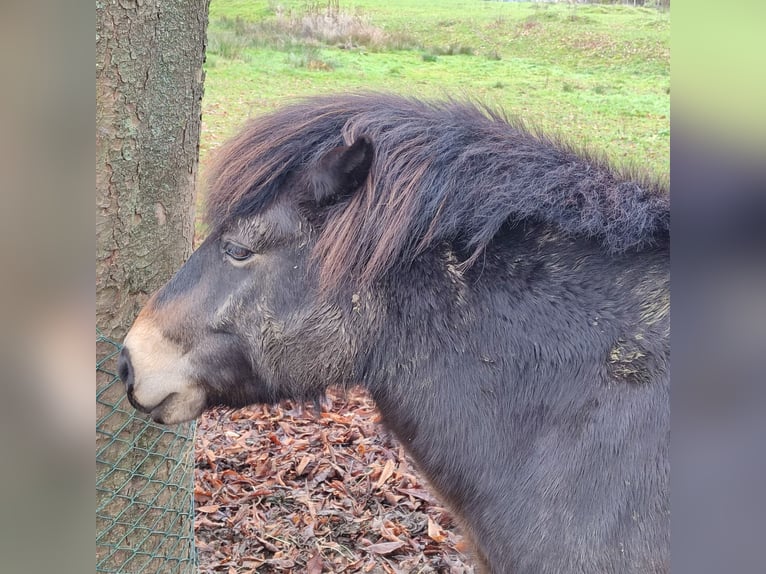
[374,459,396,490]
[364,540,405,555]
[428,517,448,544]
[194,388,474,573]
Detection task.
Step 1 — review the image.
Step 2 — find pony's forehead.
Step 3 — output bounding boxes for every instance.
[207,175,299,230]
[220,200,303,239]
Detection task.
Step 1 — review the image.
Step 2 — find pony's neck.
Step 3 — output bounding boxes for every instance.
[359,231,668,520]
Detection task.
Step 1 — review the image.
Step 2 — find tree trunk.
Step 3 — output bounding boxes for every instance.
[96,1,209,572]
[97,0,208,336]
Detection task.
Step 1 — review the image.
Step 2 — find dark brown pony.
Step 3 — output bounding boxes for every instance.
[120,94,669,573]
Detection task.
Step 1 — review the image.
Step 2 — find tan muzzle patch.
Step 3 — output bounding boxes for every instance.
[123,316,206,424]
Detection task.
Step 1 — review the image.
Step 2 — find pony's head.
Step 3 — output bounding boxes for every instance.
[119,135,375,424]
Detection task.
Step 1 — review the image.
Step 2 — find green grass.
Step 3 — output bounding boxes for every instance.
[201,0,670,189]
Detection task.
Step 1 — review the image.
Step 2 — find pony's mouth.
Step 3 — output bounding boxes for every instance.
[128,384,207,425]
[148,394,177,424]
[127,389,188,424]
[126,386,151,414]
[127,387,173,418]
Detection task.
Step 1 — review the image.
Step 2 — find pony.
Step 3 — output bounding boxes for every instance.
[119,93,669,573]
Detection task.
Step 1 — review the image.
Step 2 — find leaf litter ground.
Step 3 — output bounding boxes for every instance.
[195,388,474,573]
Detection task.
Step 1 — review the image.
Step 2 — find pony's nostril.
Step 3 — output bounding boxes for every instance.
[118,348,134,390]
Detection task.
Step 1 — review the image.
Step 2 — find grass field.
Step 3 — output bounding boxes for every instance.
[200,0,669,187]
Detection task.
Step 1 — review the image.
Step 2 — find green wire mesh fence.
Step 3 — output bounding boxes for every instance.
[97,330,197,573]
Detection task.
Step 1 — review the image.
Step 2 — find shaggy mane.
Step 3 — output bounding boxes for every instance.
[205,93,669,288]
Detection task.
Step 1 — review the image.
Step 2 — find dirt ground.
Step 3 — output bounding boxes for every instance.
[194,388,475,573]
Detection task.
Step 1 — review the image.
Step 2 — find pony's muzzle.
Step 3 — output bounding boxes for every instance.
[120,317,207,423]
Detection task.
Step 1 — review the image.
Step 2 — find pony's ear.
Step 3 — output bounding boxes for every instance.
[312,135,373,206]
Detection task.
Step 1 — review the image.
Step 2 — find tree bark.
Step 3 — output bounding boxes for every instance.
[97,1,209,572]
[97,0,209,338]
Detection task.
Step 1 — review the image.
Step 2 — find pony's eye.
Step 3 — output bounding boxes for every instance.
[222,241,254,262]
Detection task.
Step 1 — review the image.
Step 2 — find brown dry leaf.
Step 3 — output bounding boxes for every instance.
[375,458,396,489]
[255,535,280,553]
[398,486,440,505]
[229,503,254,527]
[427,516,447,543]
[194,516,221,529]
[266,557,295,569]
[383,491,402,506]
[365,540,405,555]
[322,412,351,425]
[196,504,220,514]
[296,455,312,475]
[306,550,324,574]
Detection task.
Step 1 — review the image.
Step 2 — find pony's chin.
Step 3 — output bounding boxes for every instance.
[147,387,207,425]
